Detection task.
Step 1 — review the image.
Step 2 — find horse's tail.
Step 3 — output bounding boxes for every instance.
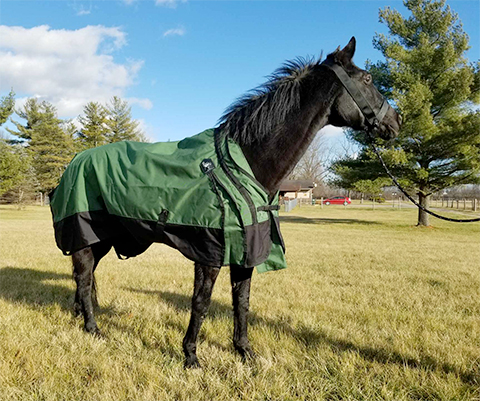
[48,187,56,201]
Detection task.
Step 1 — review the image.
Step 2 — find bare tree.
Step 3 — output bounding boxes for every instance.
[290,131,330,182]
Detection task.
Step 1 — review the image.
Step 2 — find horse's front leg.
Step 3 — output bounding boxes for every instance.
[183,263,220,368]
[230,266,255,359]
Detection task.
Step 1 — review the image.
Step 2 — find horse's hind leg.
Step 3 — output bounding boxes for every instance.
[72,241,111,334]
[230,266,255,359]
[183,263,220,368]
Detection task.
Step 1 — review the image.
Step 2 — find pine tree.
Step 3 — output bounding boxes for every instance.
[331,0,480,226]
[8,99,76,193]
[78,102,109,149]
[0,139,30,196]
[105,96,145,143]
[0,90,15,126]
[6,98,44,142]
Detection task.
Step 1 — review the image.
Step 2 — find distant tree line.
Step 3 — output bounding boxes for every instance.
[0,91,146,205]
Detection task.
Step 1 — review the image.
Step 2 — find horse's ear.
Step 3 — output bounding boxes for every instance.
[341,37,356,61]
[332,37,356,66]
[326,45,341,62]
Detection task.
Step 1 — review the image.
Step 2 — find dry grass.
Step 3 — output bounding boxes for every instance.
[0,204,479,400]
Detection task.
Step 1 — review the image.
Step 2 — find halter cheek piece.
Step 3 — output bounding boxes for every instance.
[322,59,390,131]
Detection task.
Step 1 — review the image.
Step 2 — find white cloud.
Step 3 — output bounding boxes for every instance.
[156,0,183,6]
[128,97,153,110]
[163,27,186,38]
[123,0,185,7]
[76,6,91,16]
[136,118,157,142]
[0,25,151,118]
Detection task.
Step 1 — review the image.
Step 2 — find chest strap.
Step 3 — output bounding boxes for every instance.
[257,205,280,211]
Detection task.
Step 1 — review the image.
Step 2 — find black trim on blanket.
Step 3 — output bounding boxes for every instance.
[201,158,226,265]
[53,210,120,256]
[214,128,258,225]
[54,211,229,267]
[244,219,271,266]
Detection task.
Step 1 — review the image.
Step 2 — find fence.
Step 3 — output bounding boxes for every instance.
[284,198,298,212]
[434,198,479,212]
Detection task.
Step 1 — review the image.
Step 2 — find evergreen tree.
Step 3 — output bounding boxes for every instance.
[0,90,15,126]
[106,96,145,143]
[331,0,480,226]
[6,98,44,142]
[8,99,76,193]
[78,102,109,149]
[0,139,30,196]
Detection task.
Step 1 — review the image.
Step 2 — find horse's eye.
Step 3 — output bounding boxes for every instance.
[364,74,372,84]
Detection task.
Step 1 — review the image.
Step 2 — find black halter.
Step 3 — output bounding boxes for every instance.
[322,59,390,131]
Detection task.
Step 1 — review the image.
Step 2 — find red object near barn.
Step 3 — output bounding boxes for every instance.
[323,196,351,206]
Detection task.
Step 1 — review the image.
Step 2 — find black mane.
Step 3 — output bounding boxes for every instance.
[218,56,322,145]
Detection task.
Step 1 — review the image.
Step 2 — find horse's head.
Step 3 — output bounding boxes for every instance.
[324,37,401,140]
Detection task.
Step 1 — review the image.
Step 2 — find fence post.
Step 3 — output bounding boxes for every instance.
[321,197,323,209]
[474,199,478,212]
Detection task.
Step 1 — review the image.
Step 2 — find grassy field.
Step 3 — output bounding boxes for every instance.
[0,204,479,401]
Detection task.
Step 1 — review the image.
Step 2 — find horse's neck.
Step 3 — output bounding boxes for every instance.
[241,83,336,196]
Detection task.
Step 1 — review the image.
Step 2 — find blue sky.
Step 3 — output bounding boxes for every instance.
[1,0,479,144]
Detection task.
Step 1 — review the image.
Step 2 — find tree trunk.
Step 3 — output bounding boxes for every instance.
[417,192,430,226]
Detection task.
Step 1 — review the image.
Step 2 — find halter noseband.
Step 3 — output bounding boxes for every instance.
[322,59,390,131]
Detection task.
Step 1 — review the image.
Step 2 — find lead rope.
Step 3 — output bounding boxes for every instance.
[368,137,480,223]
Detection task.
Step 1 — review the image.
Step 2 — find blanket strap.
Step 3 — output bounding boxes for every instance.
[257,205,280,211]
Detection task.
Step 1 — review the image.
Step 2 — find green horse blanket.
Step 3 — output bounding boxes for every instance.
[50,129,286,273]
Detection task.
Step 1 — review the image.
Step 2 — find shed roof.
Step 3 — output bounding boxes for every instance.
[279,180,315,192]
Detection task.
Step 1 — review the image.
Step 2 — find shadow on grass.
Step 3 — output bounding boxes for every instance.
[0,266,115,316]
[279,216,381,225]
[0,266,72,308]
[127,288,478,386]
[1,266,476,386]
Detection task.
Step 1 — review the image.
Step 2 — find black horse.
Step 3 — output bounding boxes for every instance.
[69,37,401,368]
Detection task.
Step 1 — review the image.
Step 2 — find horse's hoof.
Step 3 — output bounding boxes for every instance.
[236,346,256,361]
[184,356,201,369]
[85,325,102,338]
